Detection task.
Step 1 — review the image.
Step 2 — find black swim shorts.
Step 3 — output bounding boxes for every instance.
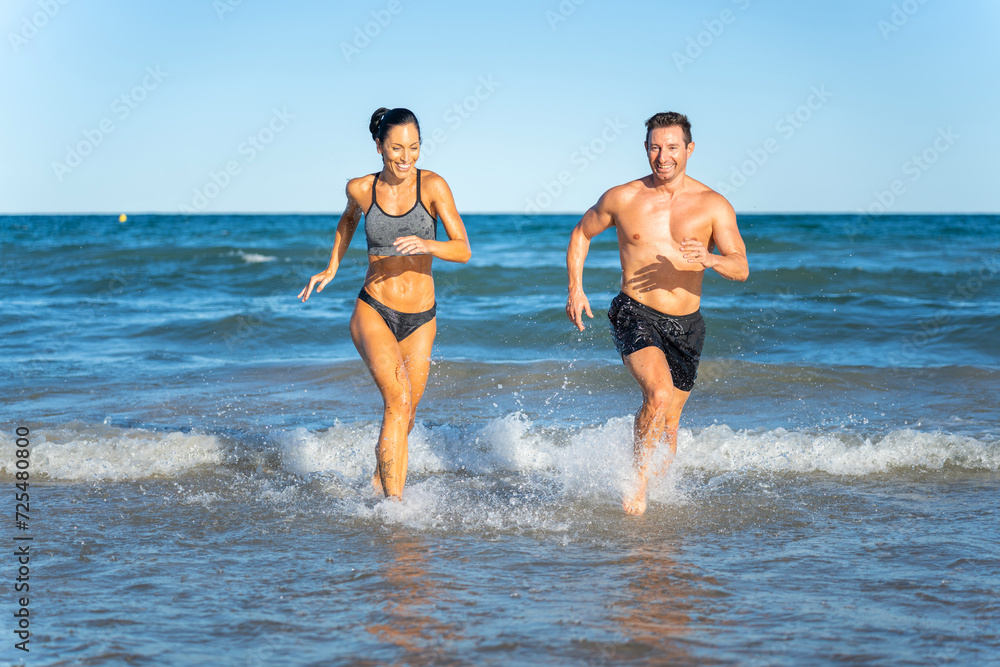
[607,292,706,392]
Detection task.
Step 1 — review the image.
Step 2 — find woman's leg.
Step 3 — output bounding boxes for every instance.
[351,301,411,498]
[398,317,436,432]
[361,316,437,497]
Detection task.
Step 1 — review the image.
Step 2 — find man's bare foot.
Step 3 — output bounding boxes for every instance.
[623,477,648,516]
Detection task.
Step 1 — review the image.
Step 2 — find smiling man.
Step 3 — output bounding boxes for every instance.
[565,111,749,515]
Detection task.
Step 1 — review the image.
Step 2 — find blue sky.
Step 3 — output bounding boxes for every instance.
[2,0,997,214]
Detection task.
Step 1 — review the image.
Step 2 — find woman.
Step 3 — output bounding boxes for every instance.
[298,107,470,499]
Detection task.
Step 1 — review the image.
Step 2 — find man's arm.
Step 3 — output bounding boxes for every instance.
[681,195,748,282]
[566,192,616,330]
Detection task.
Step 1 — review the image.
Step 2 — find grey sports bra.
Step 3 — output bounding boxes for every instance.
[365,169,437,256]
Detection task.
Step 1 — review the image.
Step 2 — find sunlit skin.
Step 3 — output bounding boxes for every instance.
[298,121,470,499]
[566,123,748,515]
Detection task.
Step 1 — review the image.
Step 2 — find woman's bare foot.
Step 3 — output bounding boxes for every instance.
[623,476,648,516]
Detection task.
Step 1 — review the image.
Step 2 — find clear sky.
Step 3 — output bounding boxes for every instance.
[2,0,997,215]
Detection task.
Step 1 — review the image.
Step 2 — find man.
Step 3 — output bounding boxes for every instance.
[565,112,748,515]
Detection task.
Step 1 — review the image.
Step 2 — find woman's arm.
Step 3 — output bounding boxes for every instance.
[393,171,471,263]
[298,184,364,301]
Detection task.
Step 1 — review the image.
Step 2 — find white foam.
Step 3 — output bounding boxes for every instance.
[558,416,633,496]
[677,425,1000,475]
[0,425,223,481]
[344,477,574,533]
[182,491,221,506]
[279,415,999,491]
[279,423,377,479]
[6,417,992,491]
[365,479,446,528]
[234,250,276,263]
[281,413,684,523]
[278,421,451,481]
[481,412,555,471]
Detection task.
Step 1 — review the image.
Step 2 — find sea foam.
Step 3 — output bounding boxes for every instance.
[680,424,1000,474]
[0,425,223,481]
[276,414,1000,482]
[4,416,995,484]
[233,250,277,263]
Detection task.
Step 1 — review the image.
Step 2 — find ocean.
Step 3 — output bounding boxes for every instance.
[2,212,998,666]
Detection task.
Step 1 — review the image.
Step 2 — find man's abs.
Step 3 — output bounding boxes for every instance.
[618,252,704,316]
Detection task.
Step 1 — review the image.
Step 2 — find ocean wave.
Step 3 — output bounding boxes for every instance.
[279,414,999,481]
[0,425,223,481]
[231,250,277,263]
[3,416,996,483]
[680,425,999,474]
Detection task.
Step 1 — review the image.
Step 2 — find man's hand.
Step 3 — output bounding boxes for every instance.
[680,237,716,269]
[566,288,594,331]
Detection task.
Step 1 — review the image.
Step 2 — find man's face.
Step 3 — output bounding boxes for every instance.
[645,126,693,183]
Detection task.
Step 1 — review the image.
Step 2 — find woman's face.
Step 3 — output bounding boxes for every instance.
[377,122,420,179]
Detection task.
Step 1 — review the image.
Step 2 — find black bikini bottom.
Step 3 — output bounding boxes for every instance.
[357,289,436,341]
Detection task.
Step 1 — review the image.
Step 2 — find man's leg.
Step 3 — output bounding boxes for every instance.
[621,346,691,516]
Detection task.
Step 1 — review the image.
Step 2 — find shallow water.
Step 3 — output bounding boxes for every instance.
[2,213,999,664]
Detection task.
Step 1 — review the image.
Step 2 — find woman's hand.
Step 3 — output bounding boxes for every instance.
[298,270,335,302]
[393,235,433,255]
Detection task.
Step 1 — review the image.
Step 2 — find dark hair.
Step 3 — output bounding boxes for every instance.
[369,107,420,143]
[645,111,692,145]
